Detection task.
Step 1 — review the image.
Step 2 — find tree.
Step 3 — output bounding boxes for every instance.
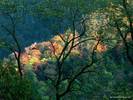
[107,0,133,65]
[0,0,27,77]
[33,1,109,99]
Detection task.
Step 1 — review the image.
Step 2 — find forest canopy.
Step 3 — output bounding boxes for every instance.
[0,0,133,100]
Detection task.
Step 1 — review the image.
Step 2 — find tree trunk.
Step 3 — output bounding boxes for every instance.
[56,93,60,100]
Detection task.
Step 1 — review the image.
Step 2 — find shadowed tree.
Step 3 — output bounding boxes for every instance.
[33,0,107,99]
[0,0,27,77]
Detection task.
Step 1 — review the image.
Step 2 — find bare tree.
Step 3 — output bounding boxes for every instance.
[49,10,101,99]
[0,13,23,77]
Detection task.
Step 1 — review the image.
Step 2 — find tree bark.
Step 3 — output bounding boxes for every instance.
[56,93,60,100]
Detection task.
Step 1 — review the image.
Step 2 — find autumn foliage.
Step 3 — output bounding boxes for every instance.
[96,43,107,53]
[19,33,79,66]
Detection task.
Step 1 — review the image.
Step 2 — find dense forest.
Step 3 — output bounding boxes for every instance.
[0,0,133,100]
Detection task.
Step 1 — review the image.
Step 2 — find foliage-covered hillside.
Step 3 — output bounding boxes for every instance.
[0,0,133,100]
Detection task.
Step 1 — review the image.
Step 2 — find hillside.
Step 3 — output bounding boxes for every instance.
[0,0,133,100]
